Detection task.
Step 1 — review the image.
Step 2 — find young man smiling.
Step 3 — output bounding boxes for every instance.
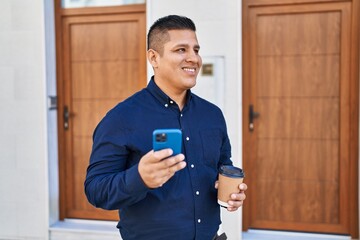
[85,15,247,240]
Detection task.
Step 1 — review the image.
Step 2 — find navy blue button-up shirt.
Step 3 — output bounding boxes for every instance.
[85,77,233,240]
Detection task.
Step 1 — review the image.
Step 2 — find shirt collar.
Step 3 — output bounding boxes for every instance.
[147,76,192,108]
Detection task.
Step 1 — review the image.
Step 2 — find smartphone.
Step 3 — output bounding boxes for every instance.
[153,129,182,155]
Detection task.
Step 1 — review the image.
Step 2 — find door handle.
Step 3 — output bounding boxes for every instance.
[249,104,260,131]
[64,106,69,130]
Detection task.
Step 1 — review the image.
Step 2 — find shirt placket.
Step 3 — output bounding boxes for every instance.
[179,106,203,235]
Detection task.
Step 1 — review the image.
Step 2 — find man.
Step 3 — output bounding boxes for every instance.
[85,15,247,240]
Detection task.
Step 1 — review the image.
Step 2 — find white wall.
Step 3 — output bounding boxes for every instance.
[147,1,243,239]
[0,0,49,239]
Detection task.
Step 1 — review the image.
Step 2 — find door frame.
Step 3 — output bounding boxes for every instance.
[54,0,146,220]
[241,0,359,237]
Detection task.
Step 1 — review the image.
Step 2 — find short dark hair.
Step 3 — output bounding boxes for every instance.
[147,15,196,55]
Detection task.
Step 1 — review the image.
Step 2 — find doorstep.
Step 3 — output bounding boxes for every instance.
[49,219,121,240]
[242,229,352,240]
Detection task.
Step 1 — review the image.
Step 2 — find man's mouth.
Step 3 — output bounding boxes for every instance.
[182,67,196,73]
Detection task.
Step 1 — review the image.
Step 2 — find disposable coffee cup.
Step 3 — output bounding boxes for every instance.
[217,165,245,208]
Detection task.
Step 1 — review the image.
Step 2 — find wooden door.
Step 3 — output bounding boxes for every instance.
[242,0,359,237]
[55,4,146,220]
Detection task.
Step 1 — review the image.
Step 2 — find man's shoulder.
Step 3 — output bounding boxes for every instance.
[100,88,149,123]
[111,88,149,111]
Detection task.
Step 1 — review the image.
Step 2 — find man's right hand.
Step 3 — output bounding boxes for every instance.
[138,149,186,188]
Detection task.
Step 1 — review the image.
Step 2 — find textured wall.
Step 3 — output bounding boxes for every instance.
[0,0,48,239]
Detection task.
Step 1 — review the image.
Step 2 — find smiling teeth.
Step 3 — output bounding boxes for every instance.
[183,68,195,72]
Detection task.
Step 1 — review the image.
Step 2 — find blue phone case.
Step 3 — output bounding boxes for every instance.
[153,129,182,155]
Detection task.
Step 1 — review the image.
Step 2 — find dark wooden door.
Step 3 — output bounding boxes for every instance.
[242,0,359,237]
[56,4,146,220]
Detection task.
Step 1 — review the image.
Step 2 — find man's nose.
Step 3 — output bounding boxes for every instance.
[186,50,200,63]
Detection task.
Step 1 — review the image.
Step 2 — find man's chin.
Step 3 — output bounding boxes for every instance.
[187,83,197,90]
[185,78,197,89]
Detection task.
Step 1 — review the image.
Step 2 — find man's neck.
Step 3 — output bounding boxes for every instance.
[171,92,187,110]
[154,78,188,110]
[161,87,187,110]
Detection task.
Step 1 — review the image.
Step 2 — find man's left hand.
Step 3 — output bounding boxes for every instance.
[215,182,247,212]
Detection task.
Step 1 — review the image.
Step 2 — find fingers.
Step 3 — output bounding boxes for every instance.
[162,153,186,169]
[158,154,186,179]
[138,149,186,188]
[226,191,246,212]
[225,183,247,212]
[151,148,173,162]
[150,155,186,188]
[239,183,247,191]
[151,149,186,170]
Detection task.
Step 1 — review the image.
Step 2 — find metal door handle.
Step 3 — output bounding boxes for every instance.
[249,104,260,131]
[64,106,69,130]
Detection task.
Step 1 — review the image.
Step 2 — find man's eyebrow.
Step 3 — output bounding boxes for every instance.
[173,43,201,49]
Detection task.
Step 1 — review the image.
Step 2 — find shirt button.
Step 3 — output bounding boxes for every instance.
[164,104,168,107]
[180,114,183,117]
[186,137,190,141]
[191,164,194,168]
[196,191,200,195]
[198,219,201,223]
[170,100,174,104]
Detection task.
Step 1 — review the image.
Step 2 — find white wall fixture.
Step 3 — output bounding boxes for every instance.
[192,56,225,111]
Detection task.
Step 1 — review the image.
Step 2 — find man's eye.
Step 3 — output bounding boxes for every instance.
[177,48,186,52]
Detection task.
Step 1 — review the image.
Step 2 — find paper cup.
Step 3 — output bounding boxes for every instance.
[217,165,245,207]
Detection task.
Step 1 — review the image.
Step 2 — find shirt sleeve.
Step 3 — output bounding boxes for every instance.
[84,112,149,210]
[219,112,233,167]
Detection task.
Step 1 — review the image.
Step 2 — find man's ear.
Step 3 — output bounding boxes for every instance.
[147,49,159,68]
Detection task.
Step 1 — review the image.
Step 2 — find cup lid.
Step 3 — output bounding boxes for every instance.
[219,165,244,178]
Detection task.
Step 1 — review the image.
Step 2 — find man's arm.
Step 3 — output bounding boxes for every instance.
[84,139,150,210]
[84,110,153,210]
[84,117,187,210]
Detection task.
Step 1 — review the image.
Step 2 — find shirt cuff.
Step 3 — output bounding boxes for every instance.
[125,163,149,194]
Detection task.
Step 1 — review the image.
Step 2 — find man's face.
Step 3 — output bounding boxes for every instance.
[153,29,202,94]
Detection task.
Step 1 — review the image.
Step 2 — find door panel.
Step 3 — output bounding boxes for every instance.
[56,4,146,221]
[257,55,340,97]
[258,98,339,138]
[256,139,340,223]
[72,61,140,99]
[242,0,358,237]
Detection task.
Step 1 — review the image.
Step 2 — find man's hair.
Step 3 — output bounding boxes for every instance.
[147,15,196,55]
